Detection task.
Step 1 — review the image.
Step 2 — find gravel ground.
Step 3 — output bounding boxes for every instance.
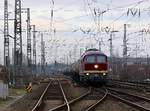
[0,88,26,111]
[4,83,48,111]
[71,100,97,111]
[62,81,89,100]
[70,88,104,111]
[0,97,22,111]
[41,100,63,111]
[70,99,137,111]
[96,97,138,111]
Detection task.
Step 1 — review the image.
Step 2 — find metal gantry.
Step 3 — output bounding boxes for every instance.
[32,25,37,74]
[123,24,127,68]
[109,32,113,73]
[109,30,119,74]
[14,0,22,84]
[4,0,10,67]
[41,33,45,75]
[26,8,32,67]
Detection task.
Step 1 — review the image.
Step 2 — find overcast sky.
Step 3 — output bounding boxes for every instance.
[0,0,150,64]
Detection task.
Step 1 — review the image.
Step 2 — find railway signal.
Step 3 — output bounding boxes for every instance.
[26,82,32,93]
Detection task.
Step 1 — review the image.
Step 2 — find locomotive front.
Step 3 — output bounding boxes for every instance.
[79,50,108,82]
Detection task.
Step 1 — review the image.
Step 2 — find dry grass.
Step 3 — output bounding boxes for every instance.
[0,88,26,111]
[9,88,26,96]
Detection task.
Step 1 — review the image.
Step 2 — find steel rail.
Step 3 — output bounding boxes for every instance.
[116,81,148,87]
[31,81,52,111]
[48,87,91,111]
[108,90,150,111]
[85,88,108,111]
[57,79,70,111]
[109,80,150,90]
[108,81,150,91]
[108,88,150,102]
[108,79,150,85]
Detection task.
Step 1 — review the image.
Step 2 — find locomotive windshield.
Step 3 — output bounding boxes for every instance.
[84,54,107,63]
[97,55,107,63]
[85,55,95,63]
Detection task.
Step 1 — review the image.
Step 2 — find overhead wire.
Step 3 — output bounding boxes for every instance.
[111,4,150,34]
[82,0,150,56]
[53,0,149,24]
[46,0,150,34]
[108,0,149,26]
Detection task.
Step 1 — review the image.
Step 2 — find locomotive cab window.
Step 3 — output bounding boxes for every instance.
[85,55,95,63]
[97,55,106,63]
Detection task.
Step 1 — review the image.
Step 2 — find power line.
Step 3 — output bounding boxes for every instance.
[108,0,146,26]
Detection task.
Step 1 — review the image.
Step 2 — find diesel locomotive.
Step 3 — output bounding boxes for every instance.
[71,49,108,83]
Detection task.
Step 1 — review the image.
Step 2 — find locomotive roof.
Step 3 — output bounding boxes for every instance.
[81,50,107,59]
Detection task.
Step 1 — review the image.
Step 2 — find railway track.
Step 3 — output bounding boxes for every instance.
[48,87,108,111]
[107,79,150,91]
[107,87,150,111]
[31,77,150,111]
[84,88,108,111]
[31,78,91,111]
[48,89,91,111]
[31,79,108,111]
[31,79,67,111]
[108,79,150,86]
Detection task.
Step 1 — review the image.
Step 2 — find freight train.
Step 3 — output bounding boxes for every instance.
[70,49,108,83]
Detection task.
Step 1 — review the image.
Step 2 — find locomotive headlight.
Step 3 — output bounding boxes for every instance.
[103,73,106,76]
[94,65,99,69]
[86,73,89,76]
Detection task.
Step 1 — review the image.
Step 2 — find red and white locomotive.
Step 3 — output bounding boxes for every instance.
[72,49,108,83]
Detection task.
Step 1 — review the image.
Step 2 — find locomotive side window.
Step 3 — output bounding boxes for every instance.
[97,55,106,63]
[85,55,95,63]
